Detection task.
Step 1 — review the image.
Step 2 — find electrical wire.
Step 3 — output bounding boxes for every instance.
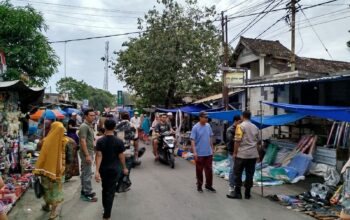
[227,0,341,20]
[296,21,304,54]
[49,31,145,43]
[229,0,285,44]
[265,14,350,39]
[13,0,144,14]
[223,0,250,12]
[46,20,138,30]
[298,3,334,60]
[255,14,288,39]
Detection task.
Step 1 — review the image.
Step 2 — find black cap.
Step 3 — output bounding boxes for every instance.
[199,111,208,118]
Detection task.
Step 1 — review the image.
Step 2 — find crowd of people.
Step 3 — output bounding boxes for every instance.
[32,108,260,220]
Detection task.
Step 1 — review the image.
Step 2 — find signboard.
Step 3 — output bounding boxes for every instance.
[82,99,89,108]
[117,90,123,106]
[225,70,245,86]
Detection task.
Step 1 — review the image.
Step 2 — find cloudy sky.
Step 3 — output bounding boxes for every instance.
[12,0,350,95]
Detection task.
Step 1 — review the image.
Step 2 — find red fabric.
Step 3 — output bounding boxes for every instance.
[195,155,213,188]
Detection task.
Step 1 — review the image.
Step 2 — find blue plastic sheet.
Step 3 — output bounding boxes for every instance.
[252,113,306,129]
[156,104,210,113]
[286,153,312,177]
[264,102,350,122]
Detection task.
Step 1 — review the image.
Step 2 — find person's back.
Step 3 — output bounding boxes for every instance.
[236,120,259,159]
[97,135,124,173]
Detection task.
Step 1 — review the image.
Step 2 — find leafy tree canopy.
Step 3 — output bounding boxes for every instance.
[114,0,221,107]
[0,1,59,86]
[56,77,116,112]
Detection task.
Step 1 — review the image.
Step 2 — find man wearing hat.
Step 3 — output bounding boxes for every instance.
[130,111,141,163]
[190,111,216,193]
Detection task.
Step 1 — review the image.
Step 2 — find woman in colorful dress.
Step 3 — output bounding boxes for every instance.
[33,122,68,219]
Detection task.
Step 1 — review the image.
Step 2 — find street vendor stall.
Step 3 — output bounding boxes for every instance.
[0,80,44,214]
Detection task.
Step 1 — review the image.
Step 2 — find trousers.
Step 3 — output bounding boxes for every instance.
[196,155,213,188]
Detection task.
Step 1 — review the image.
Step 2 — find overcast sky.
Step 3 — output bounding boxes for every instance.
[12,0,350,94]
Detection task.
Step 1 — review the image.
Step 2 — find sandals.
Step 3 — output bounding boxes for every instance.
[41,205,51,212]
[48,213,58,220]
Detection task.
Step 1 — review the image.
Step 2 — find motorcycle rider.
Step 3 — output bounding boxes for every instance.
[153,113,174,161]
[115,112,136,192]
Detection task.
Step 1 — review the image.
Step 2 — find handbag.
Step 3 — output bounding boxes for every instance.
[33,176,44,199]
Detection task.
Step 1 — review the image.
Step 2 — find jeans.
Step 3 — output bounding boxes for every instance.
[228,154,235,188]
[234,157,257,190]
[80,150,94,195]
[196,155,213,188]
[101,171,118,219]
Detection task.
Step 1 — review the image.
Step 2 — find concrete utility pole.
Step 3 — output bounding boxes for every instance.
[290,0,296,71]
[221,12,229,110]
[103,41,109,91]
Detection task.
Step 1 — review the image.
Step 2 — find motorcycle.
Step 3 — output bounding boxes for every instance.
[157,131,176,169]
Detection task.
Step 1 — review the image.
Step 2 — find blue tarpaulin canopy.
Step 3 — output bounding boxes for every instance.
[190,110,305,129]
[264,102,350,122]
[156,104,210,113]
[191,110,241,122]
[252,113,306,129]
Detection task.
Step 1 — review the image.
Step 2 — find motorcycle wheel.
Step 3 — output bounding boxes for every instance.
[168,153,175,169]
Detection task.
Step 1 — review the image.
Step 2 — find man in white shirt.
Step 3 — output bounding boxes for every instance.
[130,111,141,163]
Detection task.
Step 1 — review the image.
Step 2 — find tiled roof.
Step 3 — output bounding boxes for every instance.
[233,37,350,74]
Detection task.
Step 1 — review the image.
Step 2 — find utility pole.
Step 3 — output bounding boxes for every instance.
[221,12,229,110]
[290,0,296,71]
[103,41,109,91]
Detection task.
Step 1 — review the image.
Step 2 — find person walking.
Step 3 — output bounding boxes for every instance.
[227,110,260,200]
[79,109,97,202]
[95,119,128,220]
[67,112,79,144]
[190,111,216,193]
[33,122,69,219]
[226,115,242,198]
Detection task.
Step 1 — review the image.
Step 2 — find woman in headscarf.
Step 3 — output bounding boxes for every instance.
[33,122,68,219]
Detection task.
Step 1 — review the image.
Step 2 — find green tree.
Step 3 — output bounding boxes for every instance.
[114,0,221,107]
[56,77,116,111]
[0,2,59,86]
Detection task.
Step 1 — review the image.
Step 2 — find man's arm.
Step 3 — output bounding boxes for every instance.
[233,125,243,158]
[79,126,92,164]
[118,153,129,175]
[191,139,198,161]
[95,151,102,182]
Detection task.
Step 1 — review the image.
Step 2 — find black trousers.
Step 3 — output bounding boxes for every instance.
[233,158,257,189]
[101,171,118,219]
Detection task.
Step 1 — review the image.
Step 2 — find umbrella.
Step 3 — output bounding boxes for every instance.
[30,109,65,120]
[63,108,81,115]
[54,109,68,116]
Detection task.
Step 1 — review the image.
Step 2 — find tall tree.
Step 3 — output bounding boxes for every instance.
[56,77,116,111]
[0,2,59,86]
[114,0,221,107]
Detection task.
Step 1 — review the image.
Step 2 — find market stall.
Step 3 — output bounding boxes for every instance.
[0,80,44,214]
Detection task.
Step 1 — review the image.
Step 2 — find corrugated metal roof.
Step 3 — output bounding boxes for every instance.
[230,73,350,88]
[193,89,244,104]
[0,80,44,91]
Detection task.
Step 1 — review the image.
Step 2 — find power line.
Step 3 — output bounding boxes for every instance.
[265,14,350,39]
[227,0,341,20]
[49,31,145,44]
[13,0,144,14]
[298,3,334,60]
[46,20,138,30]
[43,12,136,25]
[229,0,285,44]
[255,14,288,39]
[260,7,350,38]
[37,8,140,19]
[224,0,250,12]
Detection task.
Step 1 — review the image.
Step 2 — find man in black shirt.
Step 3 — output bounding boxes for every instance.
[67,112,79,144]
[152,113,172,160]
[95,119,128,220]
